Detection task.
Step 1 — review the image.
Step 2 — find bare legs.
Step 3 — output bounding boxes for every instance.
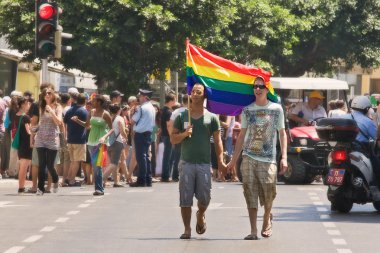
[18,159,31,189]
[180,203,207,238]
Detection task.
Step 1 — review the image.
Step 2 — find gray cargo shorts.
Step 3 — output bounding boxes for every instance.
[178,161,212,207]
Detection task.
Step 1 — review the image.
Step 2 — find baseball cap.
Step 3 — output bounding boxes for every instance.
[110,90,124,99]
[68,87,79,95]
[309,91,324,100]
[137,89,153,97]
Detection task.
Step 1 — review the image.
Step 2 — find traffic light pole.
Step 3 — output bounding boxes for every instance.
[41,59,49,84]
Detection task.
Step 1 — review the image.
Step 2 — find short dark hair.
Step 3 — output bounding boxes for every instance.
[165,93,176,103]
[77,93,86,105]
[109,103,121,114]
[23,90,32,97]
[182,94,189,105]
[335,100,345,109]
[60,93,70,104]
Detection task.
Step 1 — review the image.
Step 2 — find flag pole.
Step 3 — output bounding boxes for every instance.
[186,38,191,138]
[188,85,191,138]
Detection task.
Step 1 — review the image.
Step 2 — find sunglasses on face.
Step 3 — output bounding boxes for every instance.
[191,90,203,95]
[45,91,52,95]
[253,85,266,90]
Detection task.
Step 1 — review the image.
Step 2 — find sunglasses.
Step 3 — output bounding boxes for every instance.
[191,90,203,95]
[45,91,52,95]
[253,85,266,90]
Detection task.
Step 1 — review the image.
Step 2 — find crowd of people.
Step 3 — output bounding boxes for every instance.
[0,84,242,196]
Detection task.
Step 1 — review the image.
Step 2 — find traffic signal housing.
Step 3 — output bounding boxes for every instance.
[36,1,59,58]
[54,26,73,59]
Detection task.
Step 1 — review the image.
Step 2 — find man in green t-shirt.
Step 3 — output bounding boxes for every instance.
[171,83,226,240]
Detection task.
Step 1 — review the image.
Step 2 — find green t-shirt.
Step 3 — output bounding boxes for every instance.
[173,109,220,164]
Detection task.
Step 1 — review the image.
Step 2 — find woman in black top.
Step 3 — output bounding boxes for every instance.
[15,97,32,193]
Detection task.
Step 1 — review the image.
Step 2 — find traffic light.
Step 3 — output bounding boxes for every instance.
[35,1,59,58]
[54,25,73,59]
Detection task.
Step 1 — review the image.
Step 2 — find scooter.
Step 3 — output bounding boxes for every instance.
[316,118,380,213]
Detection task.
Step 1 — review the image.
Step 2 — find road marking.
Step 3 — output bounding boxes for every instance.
[320,214,331,219]
[70,191,94,194]
[0,201,26,208]
[67,210,80,215]
[317,207,329,212]
[332,238,347,245]
[40,226,56,232]
[337,249,352,253]
[303,186,352,253]
[327,230,341,236]
[23,235,43,243]
[78,204,90,208]
[3,246,25,253]
[55,217,69,223]
[127,189,154,193]
[85,199,96,203]
[297,187,324,191]
[323,222,336,228]
[208,203,224,209]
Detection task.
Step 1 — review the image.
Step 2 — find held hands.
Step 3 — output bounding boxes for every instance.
[279,158,288,175]
[99,137,106,144]
[218,161,228,175]
[226,159,236,172]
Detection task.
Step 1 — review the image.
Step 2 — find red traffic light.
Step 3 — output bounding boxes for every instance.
[38,22,55,37]
[38,3,56,19]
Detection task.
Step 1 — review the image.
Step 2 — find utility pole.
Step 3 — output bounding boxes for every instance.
[174,71,178,102]
[41,59,49,83]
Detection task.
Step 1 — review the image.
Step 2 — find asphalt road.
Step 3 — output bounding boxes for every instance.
[0,179,379,253]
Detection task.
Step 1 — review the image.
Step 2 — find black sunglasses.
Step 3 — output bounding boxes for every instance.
[253,85,266,90]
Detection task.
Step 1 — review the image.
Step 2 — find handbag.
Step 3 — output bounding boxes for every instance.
[11,114,24,150]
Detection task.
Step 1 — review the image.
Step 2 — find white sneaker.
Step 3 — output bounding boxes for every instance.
[36,189,44,196]
[53,183,59,193]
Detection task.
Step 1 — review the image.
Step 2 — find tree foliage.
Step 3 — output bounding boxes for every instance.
[0,0,379,93]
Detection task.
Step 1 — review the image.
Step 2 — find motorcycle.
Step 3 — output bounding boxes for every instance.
[316,118,380,213]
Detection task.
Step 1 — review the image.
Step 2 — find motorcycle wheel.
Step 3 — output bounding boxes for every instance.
[328,188,353,213]
[373,201,380,211]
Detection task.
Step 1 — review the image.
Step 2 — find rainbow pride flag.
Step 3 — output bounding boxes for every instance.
[186,41,278,116]
[91,144,108,167]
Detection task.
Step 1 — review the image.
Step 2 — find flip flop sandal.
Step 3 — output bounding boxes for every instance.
[180,233,191,239]
[195,211,207,235]
[261,213,273,238]
[244,234,259,240]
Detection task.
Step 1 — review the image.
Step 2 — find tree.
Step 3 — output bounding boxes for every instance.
[274,0,380,76]
[0,0,379,92]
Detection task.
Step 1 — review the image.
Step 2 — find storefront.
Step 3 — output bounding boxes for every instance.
[0,50,18,95]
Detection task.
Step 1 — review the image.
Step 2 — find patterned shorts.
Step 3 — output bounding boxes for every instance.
[241,156,277,209]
